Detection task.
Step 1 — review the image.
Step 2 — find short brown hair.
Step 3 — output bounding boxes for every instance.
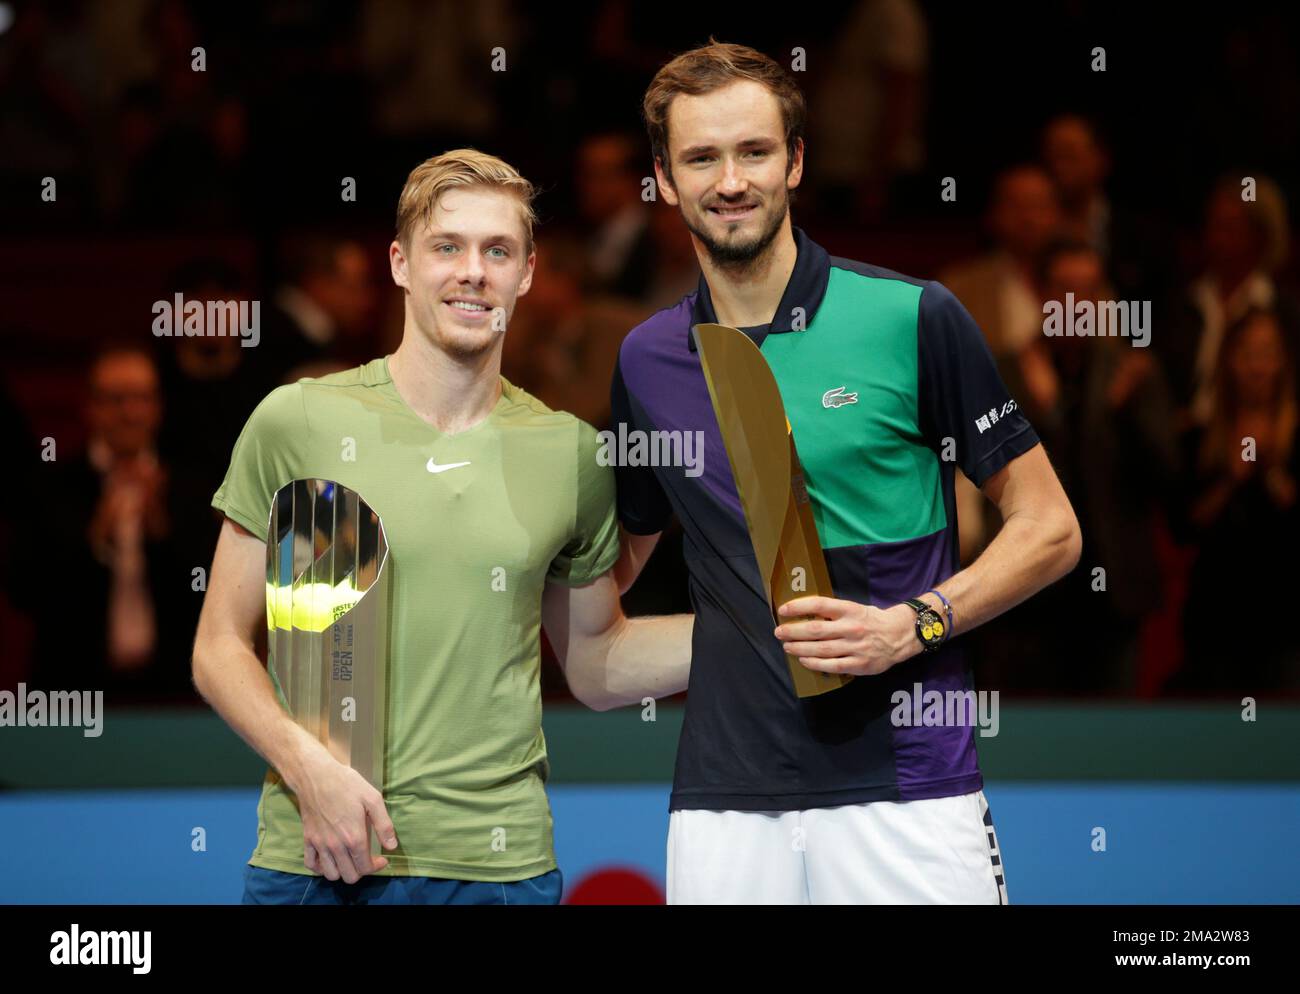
[642,38,806,187]
[395,148,538,254]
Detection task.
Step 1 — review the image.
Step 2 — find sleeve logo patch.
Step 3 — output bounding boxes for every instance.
[975,399,1018,434]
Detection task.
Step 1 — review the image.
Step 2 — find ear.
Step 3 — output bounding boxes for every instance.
[516,246,537,298]
[786,137,805,190]
[654,157,679,207]
[389,239,410,291]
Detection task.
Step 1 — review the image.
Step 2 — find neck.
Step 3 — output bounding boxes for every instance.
[1214,265,1257,302]
[388,327,503,434]
[698,218,797,328]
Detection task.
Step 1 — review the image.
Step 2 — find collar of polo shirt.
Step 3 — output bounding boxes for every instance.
[688,225,833,352]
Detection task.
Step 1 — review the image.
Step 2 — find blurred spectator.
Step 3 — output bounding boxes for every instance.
[17,347,192,698]
[359,0,516,150]
[643,200,700,311]
[942,164,1062,359]
[1041,116,1111,253]
[262,237,377,383]
[1040,113,1172,301]
[1171,308,1300,692]
[807,0,929,221]
[944,166,1062,566]
[991,241,1179,692]
[154,258,274,615]
[576,131,655,299]
[511,137,697,428]
[501,243,587,405]
[1162,175,1300,426]
[0,1,98,215]
[104,1,252,224]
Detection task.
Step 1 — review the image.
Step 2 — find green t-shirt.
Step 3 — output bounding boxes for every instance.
[212,355,619,881]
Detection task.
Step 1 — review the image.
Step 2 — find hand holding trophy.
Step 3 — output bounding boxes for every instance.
[266,479,396,870]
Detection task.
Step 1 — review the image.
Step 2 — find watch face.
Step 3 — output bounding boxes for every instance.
[919,610,944,647]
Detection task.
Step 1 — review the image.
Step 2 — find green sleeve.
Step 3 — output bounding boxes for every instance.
[546,420,620,586]
[211,383,309,541]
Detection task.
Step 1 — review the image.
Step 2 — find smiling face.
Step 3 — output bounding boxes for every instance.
[389,186,536,362]
[655,79,802,266]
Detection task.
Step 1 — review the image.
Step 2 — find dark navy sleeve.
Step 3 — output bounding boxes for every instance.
[917,280,1040,487]
[609,348,674,534]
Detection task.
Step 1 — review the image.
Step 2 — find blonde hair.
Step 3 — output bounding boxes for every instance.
[395,148,538,254]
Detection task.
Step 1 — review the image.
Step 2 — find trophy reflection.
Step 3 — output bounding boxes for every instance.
[266,480,392,804]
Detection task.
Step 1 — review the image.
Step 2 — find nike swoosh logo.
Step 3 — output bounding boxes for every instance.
[426,459,472,474]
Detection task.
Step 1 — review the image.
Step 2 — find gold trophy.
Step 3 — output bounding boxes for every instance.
[266,480,392,851]
[692,323,852,699]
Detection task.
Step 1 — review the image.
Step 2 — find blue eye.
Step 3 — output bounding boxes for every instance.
[436,244,456,254]
[488,247,507,258]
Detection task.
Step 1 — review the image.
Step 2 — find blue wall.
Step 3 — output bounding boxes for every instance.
[3,783,1297,903]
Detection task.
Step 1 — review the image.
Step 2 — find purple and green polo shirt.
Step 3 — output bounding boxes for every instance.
[610,224,1040,811]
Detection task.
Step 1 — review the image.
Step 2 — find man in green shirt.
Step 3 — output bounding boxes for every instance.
[192,149,692,905]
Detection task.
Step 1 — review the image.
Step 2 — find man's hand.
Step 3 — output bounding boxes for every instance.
[195,517,401,885]
[772,445,1080,676]
[773,596,919,676]
[292,740,399,883]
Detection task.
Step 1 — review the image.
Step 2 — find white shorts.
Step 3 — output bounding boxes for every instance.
[666,789,1008,904]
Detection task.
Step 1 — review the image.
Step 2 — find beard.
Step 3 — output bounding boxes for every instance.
[437,325,500,363]
[683,189,789,267]
[422,306,504,363]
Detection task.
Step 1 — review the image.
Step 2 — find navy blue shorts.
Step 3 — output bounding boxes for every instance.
[241,864,563,905]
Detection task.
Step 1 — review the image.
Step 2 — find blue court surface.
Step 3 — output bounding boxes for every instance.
[1,783,1297,903]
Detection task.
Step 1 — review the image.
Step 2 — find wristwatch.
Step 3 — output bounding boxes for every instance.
[904,598,947,652]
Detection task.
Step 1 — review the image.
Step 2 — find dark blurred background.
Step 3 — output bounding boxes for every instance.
[3,0,1299,706]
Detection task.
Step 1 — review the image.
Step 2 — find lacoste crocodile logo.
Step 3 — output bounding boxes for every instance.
[822,386,859,409]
